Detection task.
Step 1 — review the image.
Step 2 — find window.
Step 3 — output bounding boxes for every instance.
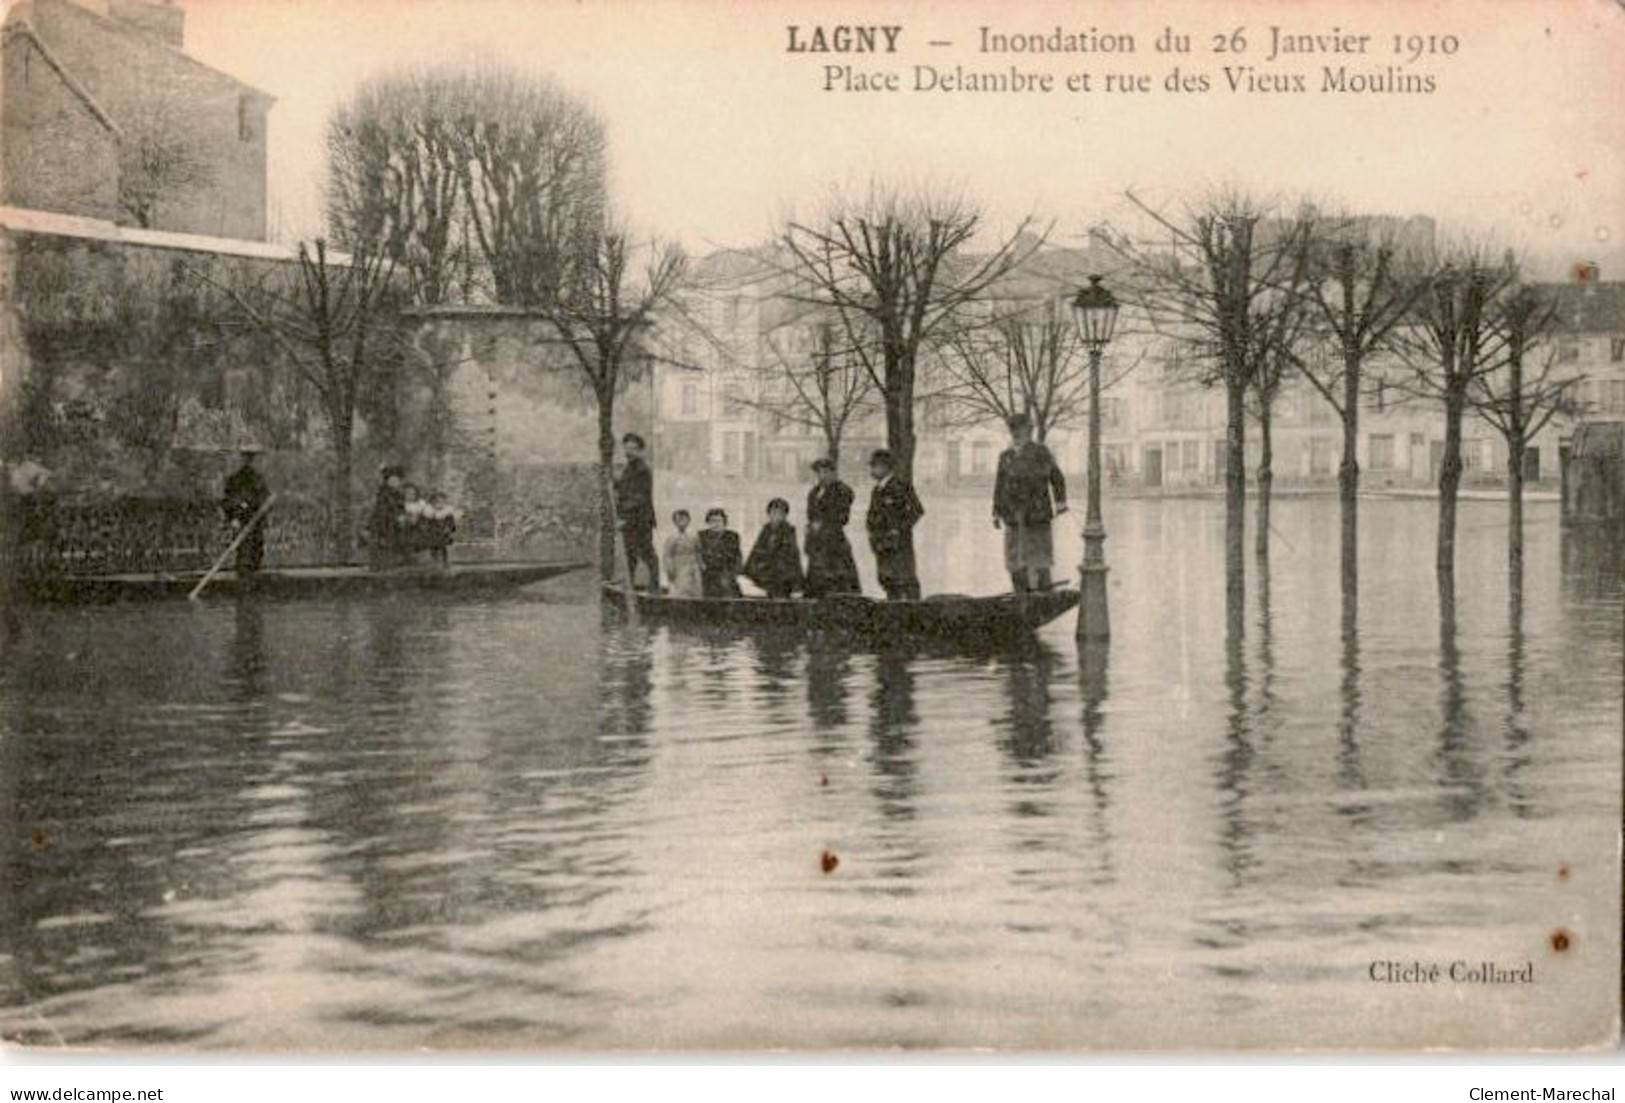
[1609,380,1625,414]
[1612,337,1625,363]
[237,94,254,142]
[723,431,742,465]
[1558,341,1580,363]
[1182,439,1200,472]
[681,383,698,416]
[971,441,992,475]
[722,384,746,417]
[1369,433,1395,471]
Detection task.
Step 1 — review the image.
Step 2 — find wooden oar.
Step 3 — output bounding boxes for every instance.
[602,469,639,627]
[189,493,277,602]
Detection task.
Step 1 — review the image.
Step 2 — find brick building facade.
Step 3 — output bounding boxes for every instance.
[2,0,272,241]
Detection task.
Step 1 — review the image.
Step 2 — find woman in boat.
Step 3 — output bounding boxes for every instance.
[367,465,408,568]
[663,509,704,597]
[803,456,860,598]
[744,497,804,599]
[697,507,744,598]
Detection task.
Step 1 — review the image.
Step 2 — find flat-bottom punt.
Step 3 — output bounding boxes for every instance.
[601,583,1080,642]
[21,560,591,603]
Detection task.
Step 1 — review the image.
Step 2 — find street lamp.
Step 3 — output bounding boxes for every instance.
[1069,274,1120,641]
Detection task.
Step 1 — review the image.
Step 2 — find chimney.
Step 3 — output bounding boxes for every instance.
[108,0,183,49]
[1572,260,1600,285]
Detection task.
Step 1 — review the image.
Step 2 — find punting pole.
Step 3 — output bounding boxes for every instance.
[189,493,277,602]
[602,470,639,627]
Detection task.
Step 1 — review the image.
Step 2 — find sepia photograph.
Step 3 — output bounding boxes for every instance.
[0,0,1621,1057]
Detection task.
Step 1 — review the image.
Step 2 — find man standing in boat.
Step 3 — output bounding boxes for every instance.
[615,432,659,591]
[221,447,270,575]
[865,449,924,601]
[803,456,861,598]
[992,412,1068,592]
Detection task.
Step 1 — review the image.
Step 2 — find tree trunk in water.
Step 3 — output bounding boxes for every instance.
[885,379,917,481]
[1339,352,1360,593]
[1255,402,1273,560]
[1507,439,1525,577]
[1437,394,1464,576]
[329,420,354,563]
[1225,379,1247,637]
[597,399,618,582]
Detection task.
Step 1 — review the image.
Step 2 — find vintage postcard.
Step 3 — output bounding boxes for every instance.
[0,0,1620,1053]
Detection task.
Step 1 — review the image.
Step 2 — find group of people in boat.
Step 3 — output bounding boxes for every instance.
[612,412,1068,602]
[367,465,459,567]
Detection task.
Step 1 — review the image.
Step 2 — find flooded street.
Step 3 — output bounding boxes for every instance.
[1,496,1618,1049]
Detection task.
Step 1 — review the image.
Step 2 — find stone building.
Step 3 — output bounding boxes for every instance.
[2,0,273,240]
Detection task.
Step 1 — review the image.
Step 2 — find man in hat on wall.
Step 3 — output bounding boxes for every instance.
[992,412,1068,592]
[221,448,271,575]
[865,449,925,601]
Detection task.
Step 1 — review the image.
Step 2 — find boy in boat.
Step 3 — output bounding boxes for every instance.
[992,412,1068,592]
[663,509,703,597]
[614,433,659,591]
[697,507,743,598]
[804,457,860,598]
[744,497,805,599]
[865,449,924,601]
[221,447,270,575]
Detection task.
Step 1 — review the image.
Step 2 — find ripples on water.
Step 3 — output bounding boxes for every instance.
[0,498,1618,1049]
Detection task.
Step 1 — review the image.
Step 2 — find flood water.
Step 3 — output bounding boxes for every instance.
[1,495,1619,1050]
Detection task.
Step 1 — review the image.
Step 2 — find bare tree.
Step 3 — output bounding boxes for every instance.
[1281,219,1433,582]
[1470,285,1581,572]
[933,299,1141,445]
[117,95,216,230]
[748,313,878,468]
[1392,246,1517,575]
[776,183,1047,479]
[1244,275,1315,558]
[1103,190,1314,613]
[454,68,608,307]
[327,69,469,306]
[194,240,404,560]
[543,227,690,577]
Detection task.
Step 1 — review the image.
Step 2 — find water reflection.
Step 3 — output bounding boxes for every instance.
[1077,644,1115,886]
[1434,570,1486,823]
[2,496,1619,1050]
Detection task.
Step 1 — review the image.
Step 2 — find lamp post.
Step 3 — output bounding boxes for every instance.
[1070,274,1120,641]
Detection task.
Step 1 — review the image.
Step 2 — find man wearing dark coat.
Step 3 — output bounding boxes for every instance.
[221,448,270,575]
[803,457,861,598]
[368,465,407,568]
[992,413,1068,592]
[865,449,925,601]
[614,433,659,591]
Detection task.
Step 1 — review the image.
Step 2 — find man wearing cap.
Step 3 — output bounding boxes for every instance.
[221,448,271,575]
[804,456,861,598]
[865,449,925,601]
[992,412,1068,592]
[614,433,659,590]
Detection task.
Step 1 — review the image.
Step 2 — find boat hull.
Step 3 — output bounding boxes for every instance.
[20,561,591,604]
[602,584,1080,643]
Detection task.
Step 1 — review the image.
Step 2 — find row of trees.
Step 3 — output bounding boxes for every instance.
[1103,191,1580,632]
[176,59,1582,589]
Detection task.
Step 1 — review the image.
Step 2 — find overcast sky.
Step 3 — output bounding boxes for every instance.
[181,0,1625,278]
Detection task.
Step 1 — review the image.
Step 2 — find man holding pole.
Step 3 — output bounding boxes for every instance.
[992,413,1067,593]
[614,433,659,591]
[221,448,270,575]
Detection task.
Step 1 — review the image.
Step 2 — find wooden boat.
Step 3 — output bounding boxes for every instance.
[20,560,591,604]
[601,583,1080,642]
